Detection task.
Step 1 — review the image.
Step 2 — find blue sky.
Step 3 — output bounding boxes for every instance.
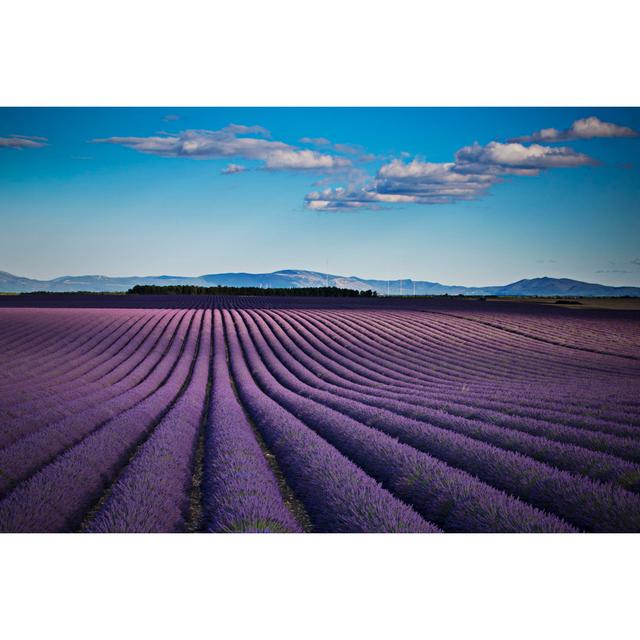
[0,107,638,286]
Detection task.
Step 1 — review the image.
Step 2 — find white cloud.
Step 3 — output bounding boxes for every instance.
[307,140,598,211]
[221,163,246,174]
[92,128,286,160]
[93,125,349,173]
[455,141,595,169]
[305,186,421,211]
[264,149,351,170]
[510,116,638,143]
[0,135,48,149]
[373,158,498,203]
[306,198,369,211]
[378,159,494,183]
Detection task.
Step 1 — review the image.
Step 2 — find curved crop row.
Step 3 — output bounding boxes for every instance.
[230,310,573,533]
[202,309,302,533]
[222,310,439,533]
[87,311,212,532]
[0,311,203,532]
[237,310,640,532]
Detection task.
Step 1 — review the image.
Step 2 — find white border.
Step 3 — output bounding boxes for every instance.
[1,2,638,638]
[1,0,639,106]
[1,534,638,640]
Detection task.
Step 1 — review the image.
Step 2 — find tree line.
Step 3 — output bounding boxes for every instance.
[126,284,378,297]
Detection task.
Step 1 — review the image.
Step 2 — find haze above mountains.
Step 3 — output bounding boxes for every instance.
[1,269,639,297]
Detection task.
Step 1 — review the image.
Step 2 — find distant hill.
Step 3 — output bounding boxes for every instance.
[482,277,640,297]
[1,269,639,297]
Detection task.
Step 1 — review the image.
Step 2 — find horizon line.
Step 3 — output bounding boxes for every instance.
[2,267,639,290]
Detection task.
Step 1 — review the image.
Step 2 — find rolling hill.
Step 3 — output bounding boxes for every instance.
[1,269,639,296]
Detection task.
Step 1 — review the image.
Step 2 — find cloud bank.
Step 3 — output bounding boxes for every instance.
[93,125,351,172]
[510,117,638,143]
[305,141,597,211]
[455,141,595,171]
[87,114,636,213]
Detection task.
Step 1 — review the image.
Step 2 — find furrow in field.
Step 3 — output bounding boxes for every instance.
[0,310,203,532]
[0,312,154,410]
[270,309,640,449]
[0,310,178,449]
[237,309,640,532]
[0,309,192,497]
[222,309,439,533]
[201,308,304,533]
[85,311,212,533]
[230,309,574,533]
[250,308,640,490]
[0,312,168,429]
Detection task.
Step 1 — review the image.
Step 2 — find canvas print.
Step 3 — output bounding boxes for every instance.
[0,107,638,533]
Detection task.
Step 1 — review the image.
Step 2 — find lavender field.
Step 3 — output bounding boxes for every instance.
[0,295,639,533]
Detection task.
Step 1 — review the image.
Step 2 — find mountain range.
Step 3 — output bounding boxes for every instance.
[1,269,639,297]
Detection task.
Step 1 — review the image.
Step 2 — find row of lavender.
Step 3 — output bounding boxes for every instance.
[0,306,437,532]
[230,308,640,531]
[0,295,638,532]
